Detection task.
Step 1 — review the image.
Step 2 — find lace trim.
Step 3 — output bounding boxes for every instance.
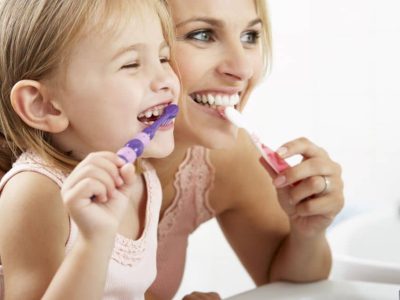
[196,147,216,226]
[110,160,155,266]
[158,146,216,242]
[14,150,68,184]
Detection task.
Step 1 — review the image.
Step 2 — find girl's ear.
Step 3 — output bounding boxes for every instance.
[10,80,69,133]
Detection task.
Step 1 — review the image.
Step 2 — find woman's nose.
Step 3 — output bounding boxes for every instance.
[216,42,254,82]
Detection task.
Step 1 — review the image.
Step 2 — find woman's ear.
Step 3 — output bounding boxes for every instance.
[10,80,69,133]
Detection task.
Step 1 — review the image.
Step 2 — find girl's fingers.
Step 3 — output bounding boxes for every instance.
[80,153,125,186]
[63,153,126,195]
[64,165,118,198]
[62,177,107,208]
[119,163,136,187]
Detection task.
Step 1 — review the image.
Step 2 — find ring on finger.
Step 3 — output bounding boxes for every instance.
[319,175,330,195]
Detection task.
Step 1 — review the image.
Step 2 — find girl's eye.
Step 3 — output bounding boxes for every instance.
[121,62,140,69]
[241,30,261,44]
[160,57,170,64]
[186,29,214,42]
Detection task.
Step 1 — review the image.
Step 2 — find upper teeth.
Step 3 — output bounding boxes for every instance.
[192,93,240,107]
[138,104,166,119]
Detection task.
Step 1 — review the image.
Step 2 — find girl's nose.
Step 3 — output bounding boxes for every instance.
[150,64,179,94]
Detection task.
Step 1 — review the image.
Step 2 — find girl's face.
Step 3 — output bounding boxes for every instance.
[169,0,264,149]
[51,6,180,160]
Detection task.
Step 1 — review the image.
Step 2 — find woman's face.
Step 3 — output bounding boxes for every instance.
[169,0,264,149]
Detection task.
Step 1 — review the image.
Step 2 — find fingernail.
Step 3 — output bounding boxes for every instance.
[116,176,124,186]
[117,157,126,165]
[274,175,286,187]
[276,147,288,157]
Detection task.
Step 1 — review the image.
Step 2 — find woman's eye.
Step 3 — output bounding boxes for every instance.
[121,62,140,69]
[241,30,261,44]
[186,30,214,42]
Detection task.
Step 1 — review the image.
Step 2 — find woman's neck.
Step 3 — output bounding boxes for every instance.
[148,138,192,188]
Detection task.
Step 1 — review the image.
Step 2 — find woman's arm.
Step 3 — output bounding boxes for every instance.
[211,130,343,284]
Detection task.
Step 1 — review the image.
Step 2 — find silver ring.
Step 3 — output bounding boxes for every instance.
[320,175,330,195]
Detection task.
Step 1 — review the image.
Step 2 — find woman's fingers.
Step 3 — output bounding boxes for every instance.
[277,137,328,160]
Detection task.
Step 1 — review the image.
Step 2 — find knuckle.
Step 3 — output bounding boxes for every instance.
[298,136,311,145]
[310,176,322,190]
[301,200,314,214]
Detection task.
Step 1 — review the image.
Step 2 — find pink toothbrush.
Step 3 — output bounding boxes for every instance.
[223,107,289,174]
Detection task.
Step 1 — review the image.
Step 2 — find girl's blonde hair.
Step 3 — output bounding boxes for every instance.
[0,0,174,173]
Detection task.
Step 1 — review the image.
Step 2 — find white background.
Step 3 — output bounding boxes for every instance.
[174,0,400,298]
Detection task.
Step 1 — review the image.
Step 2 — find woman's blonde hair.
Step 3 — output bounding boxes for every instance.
[0,0,174,173]
[239,0,272,110]
[163,0,272,110]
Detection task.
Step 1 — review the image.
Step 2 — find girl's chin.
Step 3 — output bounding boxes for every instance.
[142,138,175,159]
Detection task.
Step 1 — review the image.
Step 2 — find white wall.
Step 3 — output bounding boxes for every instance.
[174,0,400,298]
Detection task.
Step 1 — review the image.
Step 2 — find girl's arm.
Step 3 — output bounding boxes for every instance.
[0,152,136,300]
[44,153,136,300]
[0,172,71,300]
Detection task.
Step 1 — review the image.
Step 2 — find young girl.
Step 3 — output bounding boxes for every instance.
[146,0,344,299]
[0,1,179,300]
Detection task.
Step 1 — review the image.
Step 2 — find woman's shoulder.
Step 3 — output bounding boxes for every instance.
[209,129,276,211]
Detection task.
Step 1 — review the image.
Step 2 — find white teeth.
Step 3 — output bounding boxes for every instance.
[191,92,241,108]
[207,94,215,105]
[222,95,229,106]
[215,95,222,106]
[138,104,167,120]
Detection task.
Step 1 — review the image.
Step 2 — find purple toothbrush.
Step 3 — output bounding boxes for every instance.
[117,104,179,164]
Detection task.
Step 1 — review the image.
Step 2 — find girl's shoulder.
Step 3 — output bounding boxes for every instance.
[0,170,69,242]
[0,154,70,264]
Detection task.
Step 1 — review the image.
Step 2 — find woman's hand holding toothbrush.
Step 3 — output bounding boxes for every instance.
[259,137,344,239]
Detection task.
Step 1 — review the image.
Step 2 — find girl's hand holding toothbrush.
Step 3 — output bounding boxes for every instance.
[259,137,344,238]
[61,152,138,241]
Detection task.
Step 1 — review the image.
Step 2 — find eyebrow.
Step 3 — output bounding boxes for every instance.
[175,17,263,29]
[112,41,169,61]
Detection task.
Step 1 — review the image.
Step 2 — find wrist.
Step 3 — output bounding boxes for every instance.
[77,228,117,252]
[289,228,327,246]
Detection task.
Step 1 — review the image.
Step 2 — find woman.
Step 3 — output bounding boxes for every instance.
[147,0,344,299]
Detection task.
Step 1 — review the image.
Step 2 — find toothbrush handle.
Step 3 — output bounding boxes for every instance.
[117,132,151,164]
[250,134,290,174]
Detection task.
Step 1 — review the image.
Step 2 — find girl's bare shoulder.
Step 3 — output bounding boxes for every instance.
[0,171,69,260]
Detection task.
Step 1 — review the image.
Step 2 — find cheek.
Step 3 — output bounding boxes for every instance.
[174,46,206,87]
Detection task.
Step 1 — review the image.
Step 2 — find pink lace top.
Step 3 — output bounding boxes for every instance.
[149,146,217,299]
[0,151,162,300]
